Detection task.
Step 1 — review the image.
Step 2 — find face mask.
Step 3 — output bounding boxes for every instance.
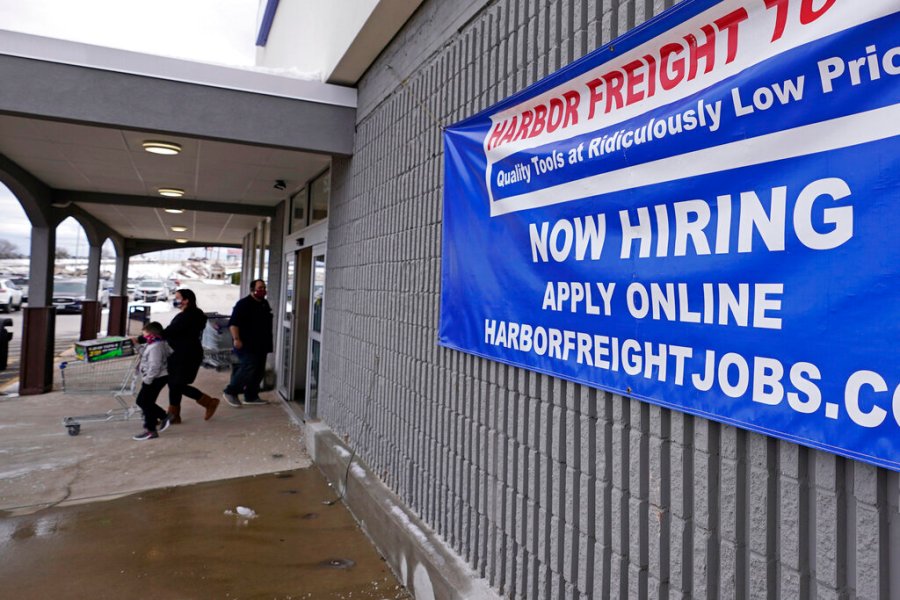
[173,299,182,308]
[144,333,161,343]
[253,288,267,299]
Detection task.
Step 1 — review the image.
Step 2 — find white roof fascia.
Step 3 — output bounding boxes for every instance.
[0,29,357,109]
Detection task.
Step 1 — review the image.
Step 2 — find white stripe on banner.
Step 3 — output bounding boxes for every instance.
[484,2,897,163]
[489,103,900,217]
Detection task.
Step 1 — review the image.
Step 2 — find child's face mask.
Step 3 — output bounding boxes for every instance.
[144,333,160,343]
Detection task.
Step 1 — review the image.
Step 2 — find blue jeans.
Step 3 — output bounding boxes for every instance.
[224,350,267,401]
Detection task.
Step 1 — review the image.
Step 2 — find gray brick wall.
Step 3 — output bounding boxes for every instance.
[321,1,900,598]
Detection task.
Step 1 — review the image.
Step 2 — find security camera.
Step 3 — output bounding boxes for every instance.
[274,179,287,191]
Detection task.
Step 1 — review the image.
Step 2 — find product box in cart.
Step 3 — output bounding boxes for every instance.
[74,336,135,363]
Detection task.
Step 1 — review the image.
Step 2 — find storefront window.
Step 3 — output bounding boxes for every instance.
[290,187,308,233]
[309,170,329,224]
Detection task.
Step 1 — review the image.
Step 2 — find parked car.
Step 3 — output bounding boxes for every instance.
[133,280,169,303]
[0,278,24,312]
[9,276,28,304]
[52,280,110,314]
[126,278,141,301]
[165,278,179,295]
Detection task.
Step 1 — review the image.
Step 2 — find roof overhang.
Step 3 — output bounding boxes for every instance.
[0,31,357,249]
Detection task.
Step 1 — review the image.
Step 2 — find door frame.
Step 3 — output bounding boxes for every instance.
[305,242,327,418]
[277,221,327,419]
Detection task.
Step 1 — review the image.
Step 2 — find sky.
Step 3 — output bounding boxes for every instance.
[0,185,92,256]
[0,0,259,66]
[0,0,259,257]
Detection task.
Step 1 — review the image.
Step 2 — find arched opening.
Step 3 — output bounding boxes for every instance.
[0,182,29,260]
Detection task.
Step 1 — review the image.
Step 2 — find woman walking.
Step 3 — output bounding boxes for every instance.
[164,288,220,422]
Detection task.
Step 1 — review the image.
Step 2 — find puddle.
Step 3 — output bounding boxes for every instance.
[317,558,357,570]
[0,469,410,599]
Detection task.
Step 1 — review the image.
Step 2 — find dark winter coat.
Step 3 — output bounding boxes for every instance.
[228,295,274,355]
[164,307,207,386]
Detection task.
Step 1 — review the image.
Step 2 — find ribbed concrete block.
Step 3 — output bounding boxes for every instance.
[748,552,770,599]
[628,562,646,599]
[580,415,595,478]
[524,498,538,556]
[815,587,843,600]
[719,539,738,600]
[539,402,552,456]
[516,442,528,496]
[513,492,527,547]
[669,515,690,595]
[577,531,592,594]
[565,408,578,468]
[505,536,517,598]
[551,405,564,463]
[748,464,770,556]
[564,466,578,526]
[780,473,801,572]
[781,566,802,600]
[856,503,883,600]
[592,538,608,599]
[693,528,715,598]
[719,456,738,540]
[505,485,517,538]
[537,505,549,564]
[563,522,577,583]
[529,449,541,502]
[579,473,593,534]
[549,513,564,574]
[551,459,564,518]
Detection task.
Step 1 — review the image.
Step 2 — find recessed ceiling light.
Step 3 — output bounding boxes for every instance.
[171,226,188,232]
[174,238,189,244]
[164,208,184,214]
[158,188,185,198]
[143,141,182,155]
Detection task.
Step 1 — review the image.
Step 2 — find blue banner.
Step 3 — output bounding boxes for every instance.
[440,0,900,470]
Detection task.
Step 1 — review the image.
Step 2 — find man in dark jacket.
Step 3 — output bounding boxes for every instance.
[223,279,273,407]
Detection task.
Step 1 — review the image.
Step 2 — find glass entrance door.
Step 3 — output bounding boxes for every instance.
[306,246,326,418]
[278,251,296,400]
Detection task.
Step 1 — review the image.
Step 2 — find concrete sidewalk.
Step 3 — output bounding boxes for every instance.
[0,365,309,516]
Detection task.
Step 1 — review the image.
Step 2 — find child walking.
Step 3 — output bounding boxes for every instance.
[133,321,173,441]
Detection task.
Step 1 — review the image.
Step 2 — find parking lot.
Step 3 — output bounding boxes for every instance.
[0,281,239,393]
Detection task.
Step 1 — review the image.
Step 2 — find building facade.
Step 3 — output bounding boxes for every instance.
[267,1,900,598]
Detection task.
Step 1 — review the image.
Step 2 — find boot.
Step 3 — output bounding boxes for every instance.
[197,394,220,421]
[167,405,182,424]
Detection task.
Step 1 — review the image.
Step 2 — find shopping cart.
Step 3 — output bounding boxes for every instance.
[60,353,142,436]
[202,349,235,371]
[201,312,235,371]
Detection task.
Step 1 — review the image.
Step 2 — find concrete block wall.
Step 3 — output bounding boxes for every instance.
[321,1,900,598]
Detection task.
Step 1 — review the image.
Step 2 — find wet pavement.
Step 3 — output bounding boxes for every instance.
[0,349,413,600]
[0,469,412,599]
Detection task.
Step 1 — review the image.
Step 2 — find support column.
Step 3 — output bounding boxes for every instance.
[257,219,268,282]
[265,207,285,390]
[79,301,102,341]
[20,308,56,395]
[85,244,101,300]
[243,231,255,294]
[107,296,128,336]
[112,249,129,296]
[19,226,56,395]
[80,243,102,340]
[267,205,285,323]
[108,250,129,337]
